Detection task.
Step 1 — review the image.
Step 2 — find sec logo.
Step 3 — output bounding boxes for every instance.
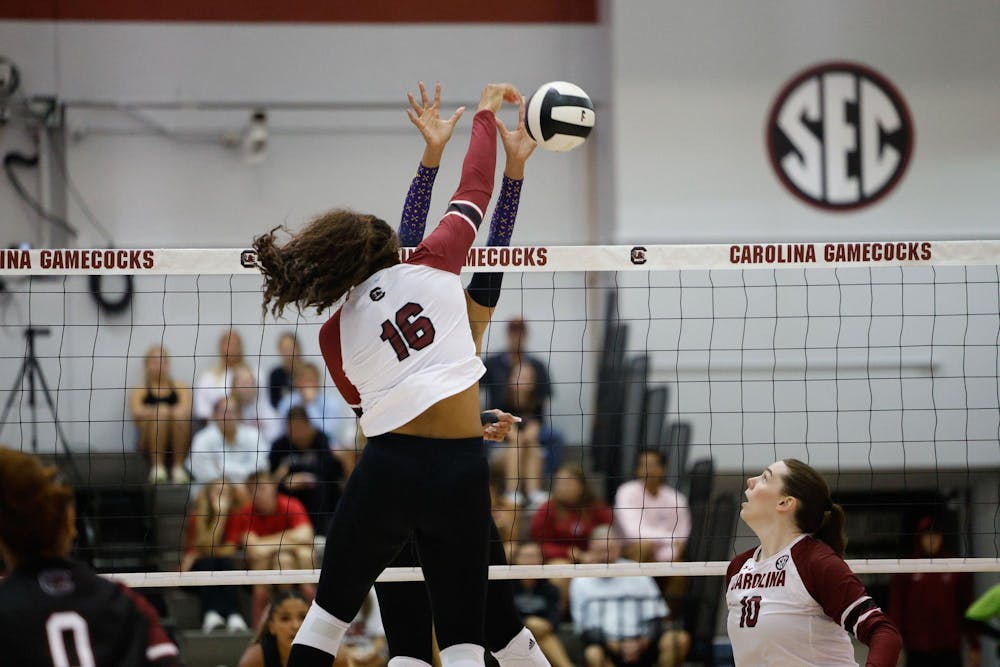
[766,61,914,211]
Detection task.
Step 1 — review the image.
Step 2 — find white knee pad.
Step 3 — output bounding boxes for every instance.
[290,601,350,656]
[492,627,551,667]
[439,643,485,667]
[387,658,433,667]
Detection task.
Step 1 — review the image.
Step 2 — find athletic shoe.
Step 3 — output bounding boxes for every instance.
[148,464,168,484]
[528,490,549,508]
[171,466,190,483]
[202,610,225,633]
[226,613,249,633]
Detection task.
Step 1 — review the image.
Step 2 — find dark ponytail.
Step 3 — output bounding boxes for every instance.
[782,458,847,556]
[253,209,399,318]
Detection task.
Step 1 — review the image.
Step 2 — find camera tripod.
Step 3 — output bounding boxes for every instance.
[0,327,81,482]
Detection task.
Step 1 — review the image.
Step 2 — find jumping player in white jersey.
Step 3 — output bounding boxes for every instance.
[726,459,901,666]
[252,82,521,667]
[375,81,549,667]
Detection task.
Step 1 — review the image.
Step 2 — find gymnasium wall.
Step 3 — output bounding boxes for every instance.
[0,18,610,452]
[608,0,1000,472]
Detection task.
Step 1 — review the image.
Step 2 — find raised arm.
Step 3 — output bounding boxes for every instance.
[398,81,465,247]
[407,83,519,274]
[466,93,536,345]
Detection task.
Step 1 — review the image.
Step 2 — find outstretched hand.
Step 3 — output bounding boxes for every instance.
[495,95,537,168]
[406,81,465,151]
[477,83,521,114]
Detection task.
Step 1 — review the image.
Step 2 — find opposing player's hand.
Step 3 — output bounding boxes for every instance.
[477,83,521,113]
[406,81,465,151]
[482,409,521,442]
[496,95,536,173]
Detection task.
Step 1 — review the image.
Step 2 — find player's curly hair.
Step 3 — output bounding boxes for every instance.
[782,458,847,556]
[252,209,399,318]
[0,447,75,564]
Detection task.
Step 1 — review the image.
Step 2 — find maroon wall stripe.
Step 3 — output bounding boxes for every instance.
[0,0,597,23]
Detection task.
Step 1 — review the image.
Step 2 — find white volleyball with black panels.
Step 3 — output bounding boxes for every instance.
[524,81,595,152]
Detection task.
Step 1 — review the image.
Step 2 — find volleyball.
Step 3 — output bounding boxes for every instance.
[524,81,595,152]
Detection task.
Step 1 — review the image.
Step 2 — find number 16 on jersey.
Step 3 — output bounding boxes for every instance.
[380,302,436,362]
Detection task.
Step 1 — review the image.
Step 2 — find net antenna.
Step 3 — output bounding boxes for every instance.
[0,326,82,482]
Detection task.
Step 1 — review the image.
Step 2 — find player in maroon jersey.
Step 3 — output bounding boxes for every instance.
[0,447,181,667]
[253,83,521,667]
[726,459,901,666]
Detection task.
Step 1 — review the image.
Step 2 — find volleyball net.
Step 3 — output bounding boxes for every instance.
[1,240,999,588]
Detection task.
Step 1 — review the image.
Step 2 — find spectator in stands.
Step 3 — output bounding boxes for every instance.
[239,589,309,667]
[193,329,254,423]
[614,448,691,563]
[889,516,979,667]
[511,542,574,667]
[226,470,315,626]
[187,396,267,496]
[269,406,344,533]
[232,364,283,447]
[129,345,192,483]
[276,362,358,472]
[489,461,521,561]
[182,480,249,633]
[335,589,388,667]
[482,317,554,507]
[570,525,691,667]
[267,332,302,410]
[531,463,613,612]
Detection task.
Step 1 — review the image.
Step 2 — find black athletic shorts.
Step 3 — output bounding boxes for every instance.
[312,432,492,652]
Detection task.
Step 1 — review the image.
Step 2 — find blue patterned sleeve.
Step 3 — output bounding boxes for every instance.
[468,174,524,308]
[486,175,523,248]
[398,163,438,247]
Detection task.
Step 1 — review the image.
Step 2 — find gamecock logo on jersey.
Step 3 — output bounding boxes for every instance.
[766,61,914,211]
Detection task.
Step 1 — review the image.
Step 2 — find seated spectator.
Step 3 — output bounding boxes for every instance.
[193,329,255,424]
[276,362,358,471]
[225,470,315,626]
[239,590,309,667]
[129,345,192,483]
[269,406,344,533]
[890,516,978,667]
[570,525,691,667]
[187,396,267,496]
[232,364,283,447]
[335,589,388,667]
[614,448,690,563]
[482,317,554,507]
[182,480,249,633]
[511,542,574,667]
[531,463,613,613]
[267,332,301,410]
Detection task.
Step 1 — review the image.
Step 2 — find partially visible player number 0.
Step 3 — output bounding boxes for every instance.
[46,611,97,667]
[380,302,436,361]
[739,595,762,628]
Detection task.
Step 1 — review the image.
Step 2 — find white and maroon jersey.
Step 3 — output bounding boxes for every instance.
[319,109,497,437]
[726,535,892,667]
